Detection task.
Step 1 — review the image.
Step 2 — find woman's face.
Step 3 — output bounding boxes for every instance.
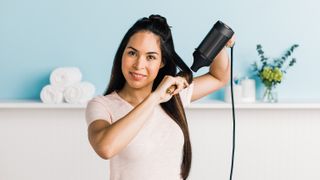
[121,31,163,90]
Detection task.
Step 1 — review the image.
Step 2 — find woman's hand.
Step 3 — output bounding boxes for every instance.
[226,34,236,48]
[153,75,189,103]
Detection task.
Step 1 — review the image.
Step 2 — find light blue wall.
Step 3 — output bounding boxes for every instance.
[1,0,320,100]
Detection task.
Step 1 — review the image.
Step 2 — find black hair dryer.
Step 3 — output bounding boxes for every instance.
[191,21,234,72]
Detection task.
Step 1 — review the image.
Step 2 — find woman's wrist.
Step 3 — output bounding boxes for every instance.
[147,92,161,106]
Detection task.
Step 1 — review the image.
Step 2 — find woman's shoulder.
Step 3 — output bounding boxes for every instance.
[85,93,119,125]
[86,91,132,124]
[88,92,119,105]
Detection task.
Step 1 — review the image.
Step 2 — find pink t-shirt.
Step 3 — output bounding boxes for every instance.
[85,84,193,180]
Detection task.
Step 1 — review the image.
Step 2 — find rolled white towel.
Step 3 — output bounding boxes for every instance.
[40,85,64,104]
[50,67,82,91]
[80,81,96,102]
[64,82,95,104]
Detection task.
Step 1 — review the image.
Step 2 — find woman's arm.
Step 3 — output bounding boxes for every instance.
[88,75,189,159]
[191,36,235,102]
[88,93,159,159]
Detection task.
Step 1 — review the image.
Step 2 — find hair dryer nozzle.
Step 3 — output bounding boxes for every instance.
[191,21,234,72]
[191,50,211,72]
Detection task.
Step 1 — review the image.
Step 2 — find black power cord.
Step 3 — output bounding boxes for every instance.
[229,46,236,180]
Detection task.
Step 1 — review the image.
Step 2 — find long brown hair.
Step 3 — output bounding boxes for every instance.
[104,14,193,179]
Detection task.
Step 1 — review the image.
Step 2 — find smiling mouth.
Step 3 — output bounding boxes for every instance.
[129,72,147,80]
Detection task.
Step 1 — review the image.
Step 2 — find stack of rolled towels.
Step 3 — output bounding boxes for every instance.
[40,67,95,104]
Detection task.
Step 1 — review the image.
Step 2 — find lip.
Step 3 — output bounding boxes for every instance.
[129,72,147,81]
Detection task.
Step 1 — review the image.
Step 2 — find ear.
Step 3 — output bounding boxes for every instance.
[160,61,165,68]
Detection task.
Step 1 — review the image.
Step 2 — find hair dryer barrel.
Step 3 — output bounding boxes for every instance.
[191,21,234,72]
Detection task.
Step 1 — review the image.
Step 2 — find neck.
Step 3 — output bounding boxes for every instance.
[118,83,153,106]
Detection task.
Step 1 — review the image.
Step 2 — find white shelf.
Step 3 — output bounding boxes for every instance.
[188,99,320,109]
[1,99,320,109]
[0,100,86,109]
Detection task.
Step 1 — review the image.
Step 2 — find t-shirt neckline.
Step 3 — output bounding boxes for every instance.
[112,91,135,109]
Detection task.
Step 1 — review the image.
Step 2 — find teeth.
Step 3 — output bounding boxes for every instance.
[131,73,144,78]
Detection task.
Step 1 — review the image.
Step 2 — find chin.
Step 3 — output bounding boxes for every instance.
[127,81,153,90]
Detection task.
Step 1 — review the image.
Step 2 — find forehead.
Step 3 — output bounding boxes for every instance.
[126,31,161,53]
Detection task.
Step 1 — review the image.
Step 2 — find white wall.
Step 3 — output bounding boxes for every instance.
[187,107,320,179]
[1,102,320,180]
[0,108,107,180]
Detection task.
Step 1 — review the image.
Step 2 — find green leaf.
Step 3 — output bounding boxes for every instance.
[258,50,264,55]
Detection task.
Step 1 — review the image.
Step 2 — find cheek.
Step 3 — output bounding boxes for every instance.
[121,58,131,73]
[148,63,162,77]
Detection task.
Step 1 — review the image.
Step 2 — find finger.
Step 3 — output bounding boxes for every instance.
[172,86,183,95]
[225,35,234,47]
[172,80,188,95]
[184,79,189,88]
[166,85,177,95]
[226,42,234,48]
[177,76,189,87]
[165,76,188,95]
[229,35,236,47]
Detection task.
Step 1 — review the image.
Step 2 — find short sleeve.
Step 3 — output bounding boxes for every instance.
[85,97,112,126]
[179,83,194,107]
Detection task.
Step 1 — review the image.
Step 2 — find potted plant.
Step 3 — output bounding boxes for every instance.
[252,44,299,102]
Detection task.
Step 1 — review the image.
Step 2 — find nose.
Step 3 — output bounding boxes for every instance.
[133,56,146,70]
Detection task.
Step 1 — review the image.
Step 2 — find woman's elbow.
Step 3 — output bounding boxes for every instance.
[210,69,230,86]
[95,145,115,160]
[221,75,230,86]
[216,73,230,86]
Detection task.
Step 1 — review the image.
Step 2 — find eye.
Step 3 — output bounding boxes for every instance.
[147,55,156,61]
[127,50,137,57]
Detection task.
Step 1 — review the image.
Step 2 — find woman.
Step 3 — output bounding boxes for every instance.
[86,14,235,180]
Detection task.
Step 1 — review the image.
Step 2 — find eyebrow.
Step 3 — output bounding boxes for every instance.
[127,46,159,55]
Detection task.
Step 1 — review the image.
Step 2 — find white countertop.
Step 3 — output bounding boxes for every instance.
[1,99,320,109]
[188,100,320,109]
